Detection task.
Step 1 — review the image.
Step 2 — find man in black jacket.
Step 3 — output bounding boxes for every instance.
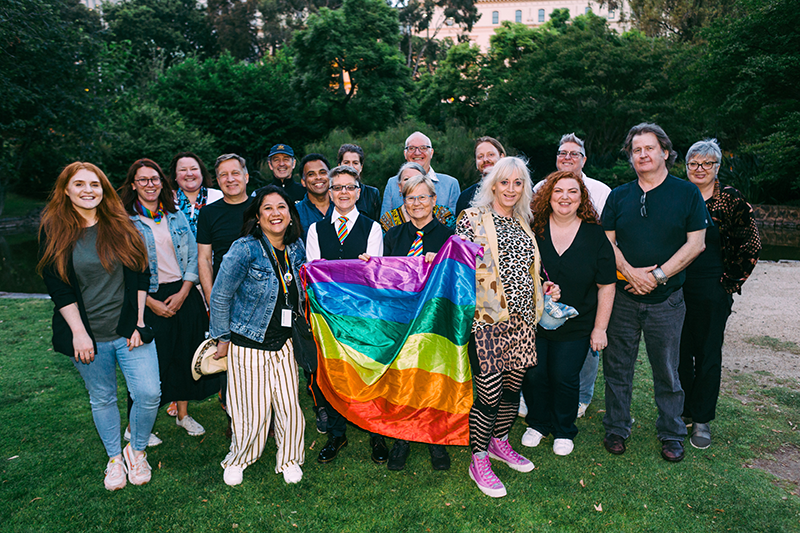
[338,143,381,221]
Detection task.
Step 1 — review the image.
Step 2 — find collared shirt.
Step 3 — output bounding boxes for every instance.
[305,207,384,261]
[296,194,333,241]
[383,218,454,257]
[381,166,461,215]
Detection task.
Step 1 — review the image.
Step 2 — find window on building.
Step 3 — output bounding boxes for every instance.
[538,9,545,22]
[515,10,522,22]
[492,11,499,24]
[608,9,615,19]
[585,6,592,14]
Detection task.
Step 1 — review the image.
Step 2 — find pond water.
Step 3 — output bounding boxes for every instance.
[2,227,799,295]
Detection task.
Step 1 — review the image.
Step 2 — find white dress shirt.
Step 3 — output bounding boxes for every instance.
[305,207,384,261]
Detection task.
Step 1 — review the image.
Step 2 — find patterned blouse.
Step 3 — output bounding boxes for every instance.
[380,205,456,233]
[707,182,761,294]
[456,212,537,330]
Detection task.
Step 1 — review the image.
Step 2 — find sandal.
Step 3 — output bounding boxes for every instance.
[167,401,178,417]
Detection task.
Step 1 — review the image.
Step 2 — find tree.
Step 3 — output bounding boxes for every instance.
[621,0,726,41]
[258,0,342,55]
[207,0,260,61]
[397,0,479,77]
[102,0,217,82]
[0,0,105,213]
[291,0,411,134]
[152,52,308,165]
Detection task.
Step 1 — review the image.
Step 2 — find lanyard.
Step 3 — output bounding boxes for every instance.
[265,238,293,308]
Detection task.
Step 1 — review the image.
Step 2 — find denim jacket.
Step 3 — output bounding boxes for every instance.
[131,210,199,292]
[209,235,306,343]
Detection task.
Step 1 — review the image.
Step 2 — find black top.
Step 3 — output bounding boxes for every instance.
[258,178,307,203]
[383,218,454,257]
[40,230,151,357]
[601,175,709,303]
[356,184,382,222]
[317,214,373,260]
[456,183,480,216]
[231,239,299,351]
[196,198,253,278]
[686,221,724,279]
[536,221,617,341]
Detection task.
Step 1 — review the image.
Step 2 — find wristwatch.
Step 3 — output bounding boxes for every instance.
[651,267,668,286]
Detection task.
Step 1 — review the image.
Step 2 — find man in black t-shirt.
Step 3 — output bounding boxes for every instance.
[600,123,708,463]
[197,153,253,432]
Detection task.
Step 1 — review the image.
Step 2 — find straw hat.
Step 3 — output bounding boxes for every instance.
[191,338,227,381]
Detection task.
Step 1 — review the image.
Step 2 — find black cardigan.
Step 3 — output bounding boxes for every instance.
[40,235,151,357]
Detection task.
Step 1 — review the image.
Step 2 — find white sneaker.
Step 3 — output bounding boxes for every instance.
[577,403,589,418]
[224,465,244,486]
[123,444,152,486]
[282,463,303,484]
[104,457,127,491]
[553,438,574,456]
[176,415,205,436]
[518,393,528,417]
[124,427,162,447]
[521,427,544,448]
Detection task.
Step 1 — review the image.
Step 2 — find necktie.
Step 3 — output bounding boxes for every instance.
[336,216,349,244]
[407,230,424,257]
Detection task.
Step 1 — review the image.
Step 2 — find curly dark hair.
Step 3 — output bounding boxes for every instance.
[531,171,599,236]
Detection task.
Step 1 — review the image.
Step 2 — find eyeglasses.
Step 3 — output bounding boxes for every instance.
[640,192,647,218]
[404,194,434,205]
[135,177,161,186]
[330,184,360,192]
[687,161,719,171]
[404,145,432,154]
[557,150,584,159]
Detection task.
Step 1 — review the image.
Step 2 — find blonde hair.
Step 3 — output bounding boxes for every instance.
[471,157,533,224]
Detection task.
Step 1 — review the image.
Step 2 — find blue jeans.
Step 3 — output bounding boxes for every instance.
[73,337,161,456]
[578,348,600,405]
[602,288,687,442]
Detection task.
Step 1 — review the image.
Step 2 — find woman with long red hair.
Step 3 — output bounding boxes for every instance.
[38,162,161,491]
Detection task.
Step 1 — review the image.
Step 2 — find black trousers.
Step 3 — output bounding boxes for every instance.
[678,277,733,424]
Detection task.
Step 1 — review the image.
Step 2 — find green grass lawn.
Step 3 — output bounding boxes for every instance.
[1,299,798,532]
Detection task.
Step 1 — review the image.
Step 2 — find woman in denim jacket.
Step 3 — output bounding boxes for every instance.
[121,159,219,441]
[210,185,306,486]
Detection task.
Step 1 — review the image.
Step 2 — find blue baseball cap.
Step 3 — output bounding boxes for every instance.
[269,144,295,158]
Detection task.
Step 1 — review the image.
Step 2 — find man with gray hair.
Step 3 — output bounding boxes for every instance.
[529,133,611,420]
[600,123,708,463]
[381,131,461,215]
[197,153,253,437]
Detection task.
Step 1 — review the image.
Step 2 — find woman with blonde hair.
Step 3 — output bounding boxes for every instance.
[456,157,559,498]
[38,162,160,491]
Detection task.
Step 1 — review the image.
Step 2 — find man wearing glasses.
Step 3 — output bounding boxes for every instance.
[600,123,708,463]
[380,131,461,216]
[305,165,386,465]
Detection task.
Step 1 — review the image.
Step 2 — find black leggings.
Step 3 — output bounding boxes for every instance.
[469,366,526,454]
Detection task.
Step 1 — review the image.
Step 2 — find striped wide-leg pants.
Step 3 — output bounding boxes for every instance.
[221,339,305,474]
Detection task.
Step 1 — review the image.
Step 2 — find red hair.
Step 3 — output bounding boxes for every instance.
[38,162,148,283]
[531,171,599,236]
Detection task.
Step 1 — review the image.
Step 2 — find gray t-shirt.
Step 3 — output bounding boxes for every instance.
[73,225,125,342]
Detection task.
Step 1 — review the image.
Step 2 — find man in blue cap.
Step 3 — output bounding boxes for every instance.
[264,143,306,203]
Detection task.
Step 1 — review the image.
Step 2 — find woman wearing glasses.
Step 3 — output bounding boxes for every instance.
[121,159,218,440]
[380,162,455,232]
[383,173,455,471]
[38,162,159,491]
[679,139,760,449]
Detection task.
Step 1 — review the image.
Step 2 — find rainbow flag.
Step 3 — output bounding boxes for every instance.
[302,236,481,445]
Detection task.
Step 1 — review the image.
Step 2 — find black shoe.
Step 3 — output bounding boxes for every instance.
[603,433,626,455]
[428,444,451,471]
[661,440,685,462]
[387,440,411,471]
[316,407,328,434]
[371,435,389,464]
[317,435,348,463]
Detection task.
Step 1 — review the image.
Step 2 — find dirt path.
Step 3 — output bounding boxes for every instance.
[722,261,800,381]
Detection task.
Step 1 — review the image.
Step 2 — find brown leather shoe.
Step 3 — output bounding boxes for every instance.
[661,440,685,462]
[603,433,626,455]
